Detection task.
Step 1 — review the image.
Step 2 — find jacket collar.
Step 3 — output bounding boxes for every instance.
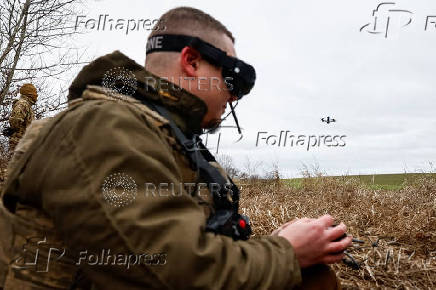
[134,70,207,135]
[68,51,207,135]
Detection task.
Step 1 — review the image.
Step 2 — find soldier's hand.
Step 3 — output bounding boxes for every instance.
[277,214,352,268]
[270,218,316,236]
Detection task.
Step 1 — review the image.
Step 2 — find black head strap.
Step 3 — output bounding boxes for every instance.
[146,34,231,67]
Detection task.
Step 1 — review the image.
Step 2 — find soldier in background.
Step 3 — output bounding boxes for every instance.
[7,83,37,157]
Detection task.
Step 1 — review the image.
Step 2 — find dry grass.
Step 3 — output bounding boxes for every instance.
[0,148,434,288]
[237,174,436,289]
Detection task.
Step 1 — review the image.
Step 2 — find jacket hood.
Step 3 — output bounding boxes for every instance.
[68,50,208,134]
[20,95,36,106]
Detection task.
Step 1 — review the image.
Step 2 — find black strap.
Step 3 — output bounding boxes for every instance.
[139,99,251,240]
[146,34,231,67]
[142,100,238,210]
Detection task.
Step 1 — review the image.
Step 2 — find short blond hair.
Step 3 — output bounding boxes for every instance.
[149,7,234,44]
[146,7,235,71]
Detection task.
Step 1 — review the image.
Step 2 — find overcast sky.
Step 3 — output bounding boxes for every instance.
[66,0,435,178]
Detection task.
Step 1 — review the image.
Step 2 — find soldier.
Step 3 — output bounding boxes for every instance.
[0,7,352,289]
[7,83,37,156]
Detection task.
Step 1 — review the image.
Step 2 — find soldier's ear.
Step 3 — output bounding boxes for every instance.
[180,46,201,76]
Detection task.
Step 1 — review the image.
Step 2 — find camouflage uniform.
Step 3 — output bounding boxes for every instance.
[0,51,340,289]
[8,84,37,155]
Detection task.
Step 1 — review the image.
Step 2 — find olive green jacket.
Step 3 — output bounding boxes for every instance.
[0,51,301,289]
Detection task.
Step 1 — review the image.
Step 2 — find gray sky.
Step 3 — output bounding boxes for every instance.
[68,0,436,177]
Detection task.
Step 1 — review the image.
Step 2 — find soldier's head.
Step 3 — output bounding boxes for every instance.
[19,83,38,103]
[145,7,238,129]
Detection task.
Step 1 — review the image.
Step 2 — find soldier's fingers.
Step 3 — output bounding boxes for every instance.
[325,223,347,241]
[325,236,353,254]
[317,214,334,228]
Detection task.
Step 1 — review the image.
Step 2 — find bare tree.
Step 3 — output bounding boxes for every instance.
[0,0,87,112]
[216,154,240,179]
[264,161,280,180]
[240,156,263,180]
[0,0,88,157]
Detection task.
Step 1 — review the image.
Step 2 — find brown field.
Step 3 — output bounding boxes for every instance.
[237,174,436,289]
[0,151,434,289]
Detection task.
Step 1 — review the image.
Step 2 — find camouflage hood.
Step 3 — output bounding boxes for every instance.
[69,51,208,134]
[21,95,36,106]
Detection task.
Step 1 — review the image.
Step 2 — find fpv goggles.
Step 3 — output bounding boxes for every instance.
[146,34,256,100]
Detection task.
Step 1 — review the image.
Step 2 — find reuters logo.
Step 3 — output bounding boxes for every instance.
[101,66,137,99]
[101,172,137,207]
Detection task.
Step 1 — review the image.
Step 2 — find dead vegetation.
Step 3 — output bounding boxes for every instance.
[0,149,434,288]
[238,171,436,289]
